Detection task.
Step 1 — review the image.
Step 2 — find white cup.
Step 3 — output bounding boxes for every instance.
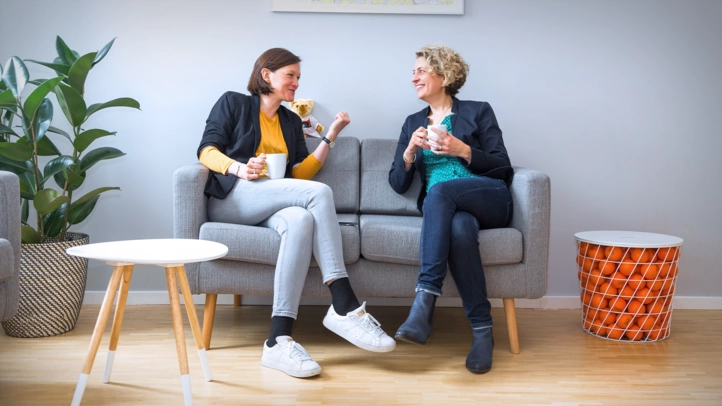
[427,124,447,149]
[262,153,287,180]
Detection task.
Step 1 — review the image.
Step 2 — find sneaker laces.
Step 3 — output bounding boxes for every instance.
[282,341,313,362]
[352,312,384,337]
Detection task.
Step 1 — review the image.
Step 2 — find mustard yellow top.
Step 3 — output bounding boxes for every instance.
[199,111,322,180]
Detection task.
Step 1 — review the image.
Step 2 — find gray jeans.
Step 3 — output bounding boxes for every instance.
[208,178,348,319]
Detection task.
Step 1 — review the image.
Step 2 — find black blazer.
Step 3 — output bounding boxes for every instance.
[388,98,514,212]
[198,92,309,199]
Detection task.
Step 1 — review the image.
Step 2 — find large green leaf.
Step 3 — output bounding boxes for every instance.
[68,195,99,225]
[42,203,67,238]
[18,135,62,156]
[0,123,17,136]
[25,60,70,76]
[55,36,78,66]
[0,155,28,174]
[71,186,119,208]
[74,129,115,152]
[54,83,86,127]
[34,188,69,216]
[21,199,29,223]
[23,77,64,122]
[0,141,33,161]
[36,134,63,156]
[68,52,97,96]
[93,38,116,66]
[21,225,41,244]
[86,97,140,119]
[19,171,36,199]
[1,57,29,98]
[42,155,75,186]
[78,147,125,171]
[30,99,53,142]
[53,165,85,190]
[47,125,72,142]
[0,89,17,107]
[18,177,35,200]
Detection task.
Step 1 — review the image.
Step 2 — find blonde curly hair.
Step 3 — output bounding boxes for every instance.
[416,45,469,97]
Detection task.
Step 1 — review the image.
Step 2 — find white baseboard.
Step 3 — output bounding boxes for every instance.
[82,291,722,310]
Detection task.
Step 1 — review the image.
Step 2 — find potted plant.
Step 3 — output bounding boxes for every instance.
[0,36,140,337]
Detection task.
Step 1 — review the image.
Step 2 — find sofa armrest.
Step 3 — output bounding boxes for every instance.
[0,171,20,272]
[508,167,551,298]
[173,164,209,240]
[1,171,21,320]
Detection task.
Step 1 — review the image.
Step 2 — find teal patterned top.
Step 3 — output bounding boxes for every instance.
[423,114,475,192]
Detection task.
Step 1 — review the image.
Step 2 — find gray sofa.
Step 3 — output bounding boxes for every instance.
[0,171,21,323]
[174,137,550,354]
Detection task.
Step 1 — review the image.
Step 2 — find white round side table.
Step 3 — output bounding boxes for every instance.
[66,239,228,406]
[574,231,683,342]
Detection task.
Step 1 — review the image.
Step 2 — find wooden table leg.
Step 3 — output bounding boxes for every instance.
[173,266,213,382]
[103,265,134,383]
[202,294,218,350]
[71,265,125,406]
[166,268,193,406]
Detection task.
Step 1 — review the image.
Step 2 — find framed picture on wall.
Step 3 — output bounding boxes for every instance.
[272,0,464,15]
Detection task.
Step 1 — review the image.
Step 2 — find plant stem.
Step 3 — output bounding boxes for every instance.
[59,134,79,241]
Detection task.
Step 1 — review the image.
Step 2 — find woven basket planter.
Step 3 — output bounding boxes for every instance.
[1,232,89,338]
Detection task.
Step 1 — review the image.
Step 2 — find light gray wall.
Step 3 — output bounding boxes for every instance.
[2,0,720,297]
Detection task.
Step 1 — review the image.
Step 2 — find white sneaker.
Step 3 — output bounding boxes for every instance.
[323,302,396,353]
[261,336,322,378]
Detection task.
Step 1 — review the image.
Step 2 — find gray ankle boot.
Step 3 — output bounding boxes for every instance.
[466,326,494,374]
[395,291,436,345]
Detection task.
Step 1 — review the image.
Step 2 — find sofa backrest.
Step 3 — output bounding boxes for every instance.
[306,137,360,213]
[359,139,422,216]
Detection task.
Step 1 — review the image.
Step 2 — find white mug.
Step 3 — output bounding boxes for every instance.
[262,153,287,180]
[427,124,447,149]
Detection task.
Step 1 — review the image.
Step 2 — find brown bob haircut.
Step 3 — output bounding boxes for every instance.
[247,48,302,96]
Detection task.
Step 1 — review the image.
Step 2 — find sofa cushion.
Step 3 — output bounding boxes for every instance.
[359,214,523,266]
[306,137,359,213]
[360,139,422,216]
[0,239,13,281]
[199,213,360,266]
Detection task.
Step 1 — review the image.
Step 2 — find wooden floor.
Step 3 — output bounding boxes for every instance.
[1,304,721,405]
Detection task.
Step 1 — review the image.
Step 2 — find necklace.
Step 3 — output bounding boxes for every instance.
[431,104,452,125]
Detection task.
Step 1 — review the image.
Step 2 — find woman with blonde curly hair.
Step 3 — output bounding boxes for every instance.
[388,45,514,374]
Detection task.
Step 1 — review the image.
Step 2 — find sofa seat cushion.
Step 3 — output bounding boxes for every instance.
[360,214,523,266]
[199,213,360,266]
[0,239,13,281]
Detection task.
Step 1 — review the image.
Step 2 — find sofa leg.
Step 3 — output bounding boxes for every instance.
[233,294,241,307]
[503,298,520,354]
[203,294,218,350]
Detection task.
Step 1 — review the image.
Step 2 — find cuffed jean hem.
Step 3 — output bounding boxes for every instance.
[416,283,442,297]
[471,321,494,329]
[271,310,298,319]
[322,270,349,285]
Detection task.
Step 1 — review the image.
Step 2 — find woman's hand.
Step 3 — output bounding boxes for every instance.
[404,126,429,161]
[429,128,472,162]
[326,112,350,139]
[232,154,266,180]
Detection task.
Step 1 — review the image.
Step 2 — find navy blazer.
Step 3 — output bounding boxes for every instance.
[388,98,514,212]
[198,91,309,199]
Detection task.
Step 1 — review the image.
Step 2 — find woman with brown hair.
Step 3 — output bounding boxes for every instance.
[199,48,395,378]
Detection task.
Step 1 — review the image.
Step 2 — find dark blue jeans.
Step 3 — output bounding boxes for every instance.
[417,177,513,328]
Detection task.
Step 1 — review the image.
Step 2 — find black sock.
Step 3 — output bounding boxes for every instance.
[267,316,294,348]
[328,277,361,315]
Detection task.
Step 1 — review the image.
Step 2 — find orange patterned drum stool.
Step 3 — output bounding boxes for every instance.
[575,231,683,342]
